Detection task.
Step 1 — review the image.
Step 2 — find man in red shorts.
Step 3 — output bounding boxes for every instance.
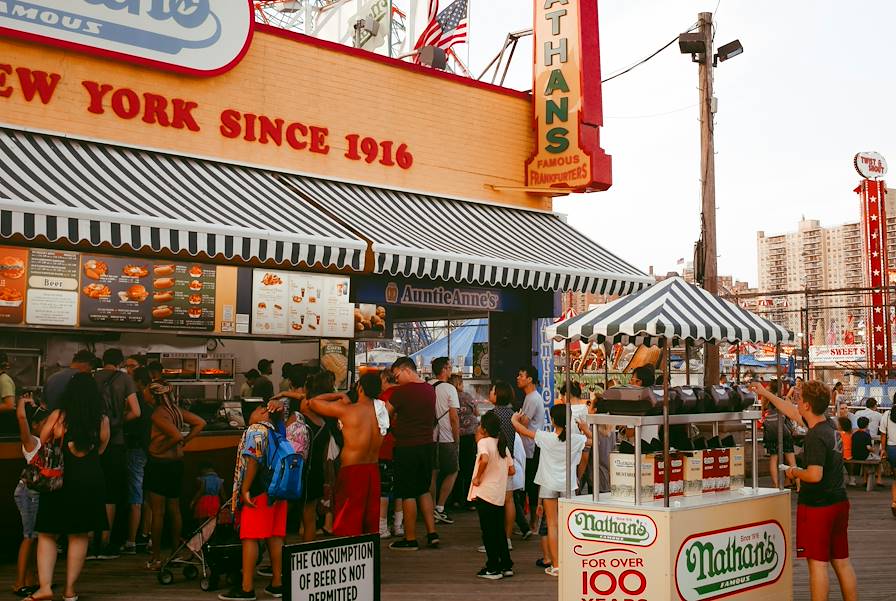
[219,402,287,601]
[309,373,384,537]
[751,380,857,601]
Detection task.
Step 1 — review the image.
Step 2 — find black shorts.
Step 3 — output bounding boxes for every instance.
[145,458,184,499]
[432,442,459,475]
[394,444,433,500]
[100,444,127,505]
[379,460,395,496]
[763,420,795,455]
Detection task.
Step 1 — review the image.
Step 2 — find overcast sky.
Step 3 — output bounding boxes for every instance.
[463,0,892,288]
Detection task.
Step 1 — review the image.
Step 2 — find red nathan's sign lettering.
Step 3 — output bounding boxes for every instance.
[0,63,414,171]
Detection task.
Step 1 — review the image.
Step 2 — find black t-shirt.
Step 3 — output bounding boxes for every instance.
[798,418,847,507]
[851,429,873,461]
[252,376,275,402]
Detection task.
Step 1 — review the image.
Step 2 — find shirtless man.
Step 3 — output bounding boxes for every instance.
[308,373,384,537]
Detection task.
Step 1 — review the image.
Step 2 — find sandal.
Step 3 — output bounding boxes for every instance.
[23,594,54,601]
[63,595,78,601]
[13,587,38,598]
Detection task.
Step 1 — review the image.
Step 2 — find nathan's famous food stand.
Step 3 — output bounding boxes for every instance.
[547,277,795,601]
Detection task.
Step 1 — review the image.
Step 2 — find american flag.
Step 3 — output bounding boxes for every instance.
[414,0,468,56]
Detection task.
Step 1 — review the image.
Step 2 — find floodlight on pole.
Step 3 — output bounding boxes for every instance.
[715,40,744,65]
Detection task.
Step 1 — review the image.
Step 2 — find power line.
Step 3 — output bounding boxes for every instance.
[602,24,698,84]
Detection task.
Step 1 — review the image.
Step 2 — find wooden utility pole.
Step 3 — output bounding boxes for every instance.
[699,11,720,386]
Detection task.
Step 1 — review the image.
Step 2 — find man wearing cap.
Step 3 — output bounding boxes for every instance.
[44,349,96,411]
[253,360,275,402]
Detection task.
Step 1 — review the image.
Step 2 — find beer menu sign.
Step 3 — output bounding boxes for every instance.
[0,0,254,76]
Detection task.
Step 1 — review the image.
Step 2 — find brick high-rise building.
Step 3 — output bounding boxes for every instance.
[756,190,896,339]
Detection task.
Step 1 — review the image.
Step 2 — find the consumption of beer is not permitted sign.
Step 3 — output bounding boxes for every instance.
[284,534,380,601]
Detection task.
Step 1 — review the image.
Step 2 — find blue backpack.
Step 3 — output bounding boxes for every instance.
[263,422,304,502]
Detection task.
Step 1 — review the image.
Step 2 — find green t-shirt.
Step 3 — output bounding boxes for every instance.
[0,372,15,400]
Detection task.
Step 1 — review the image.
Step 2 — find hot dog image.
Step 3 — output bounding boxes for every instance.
[153,264,175,277]
[153,291,174,303]
[153,278,175,290]
[152,305,173,319]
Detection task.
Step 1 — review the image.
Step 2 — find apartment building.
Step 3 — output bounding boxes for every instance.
[756,189,896,338]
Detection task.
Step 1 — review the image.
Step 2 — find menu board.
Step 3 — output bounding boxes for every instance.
[78,254,152,328]
[26,249,79,326]
[252,269,353,338]
[0,247,28,324]
[149,262,215,331]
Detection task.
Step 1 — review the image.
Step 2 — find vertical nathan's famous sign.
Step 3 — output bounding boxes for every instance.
[527,0,612,192]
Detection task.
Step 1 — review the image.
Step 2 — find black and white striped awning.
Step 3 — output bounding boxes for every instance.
[0,128,366,270]
[280,176,652,294]
[546,276,794,345]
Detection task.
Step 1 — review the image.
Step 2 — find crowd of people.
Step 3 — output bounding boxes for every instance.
[11,346,886,600]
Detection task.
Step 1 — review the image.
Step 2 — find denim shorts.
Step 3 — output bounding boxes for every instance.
[126,448,148,505]
[14,481,40,539]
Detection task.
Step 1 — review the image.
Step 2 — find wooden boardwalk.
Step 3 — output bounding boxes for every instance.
[2,479,895,601]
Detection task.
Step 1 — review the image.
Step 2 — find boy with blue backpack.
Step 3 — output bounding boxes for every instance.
[220,400,305,601]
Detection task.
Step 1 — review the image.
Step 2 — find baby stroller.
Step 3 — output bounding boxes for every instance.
[158,505,242,591]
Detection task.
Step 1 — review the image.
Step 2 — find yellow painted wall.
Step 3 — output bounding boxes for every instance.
[0,27,549,210]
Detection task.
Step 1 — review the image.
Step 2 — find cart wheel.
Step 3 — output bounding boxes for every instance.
[158,569,174,585]
[183,565,199,580]
[200,578,211,591]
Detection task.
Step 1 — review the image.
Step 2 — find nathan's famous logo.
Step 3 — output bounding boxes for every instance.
[0,0,252,75]
[395,284,500,311]
[568,509,657,547]
[675,521,786,601]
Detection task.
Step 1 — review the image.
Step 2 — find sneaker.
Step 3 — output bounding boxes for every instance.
[389,539,419,551]
[535,558,552,568]
[121,543,137,556]
[256,565,273,578]
[477,545,486,553]
[476,568,503,580]
[263,584,283,598]
[545,566,559,577]
[393,524,405,537]
[135,533,150,548]
[521,530,533,540]
[506,538,513,551]
[433,509,454,524]
[426,532,440,548]
[379,526,392,539]
[218,587,256,601]
[502,569,514,577]
[98,544,120,560]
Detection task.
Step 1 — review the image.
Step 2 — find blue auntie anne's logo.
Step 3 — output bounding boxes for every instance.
[0,0,254,76]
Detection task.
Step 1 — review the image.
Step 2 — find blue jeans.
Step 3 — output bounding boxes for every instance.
[14,481,40,539]
[126,448,148,505]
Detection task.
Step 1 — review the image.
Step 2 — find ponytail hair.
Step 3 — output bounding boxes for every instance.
[550,404,568,443]
[480,411,509,458]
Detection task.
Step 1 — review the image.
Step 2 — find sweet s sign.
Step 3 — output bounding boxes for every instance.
[527,0,612,192]
[675,520,786,601]
[0,0,254,76]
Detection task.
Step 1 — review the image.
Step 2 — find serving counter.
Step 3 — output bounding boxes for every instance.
[559,411,793,601]
[0,430,242,560]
